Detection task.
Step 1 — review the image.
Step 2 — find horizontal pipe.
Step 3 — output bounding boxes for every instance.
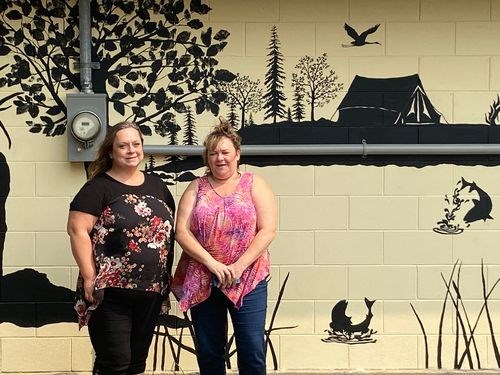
[144,143,500,156]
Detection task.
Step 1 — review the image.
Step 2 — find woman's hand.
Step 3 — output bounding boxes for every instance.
[226,263,245,287]
[208,260,233,288]
[83,278,96,303]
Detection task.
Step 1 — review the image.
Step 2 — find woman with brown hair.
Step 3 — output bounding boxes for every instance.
[67,121,175,375]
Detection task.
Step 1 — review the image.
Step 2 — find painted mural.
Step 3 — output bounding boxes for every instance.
[342,23,381,48]
[322,298,377,345]
[0,0,498,372]
[434,178,494,235]
[0,0,235,326]
[411,261,500,369]
[151,273,296,372]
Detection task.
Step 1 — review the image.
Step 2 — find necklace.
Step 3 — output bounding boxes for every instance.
[210,171,241,186]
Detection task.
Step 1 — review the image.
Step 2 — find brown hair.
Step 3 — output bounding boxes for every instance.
[203,117,241,173]
[87,121,143,180]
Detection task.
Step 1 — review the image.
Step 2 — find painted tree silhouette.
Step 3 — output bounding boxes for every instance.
[0,0,235,138]
[227,101,239,128]
[292,82,305,122]
[0,0,234,310]
[262,26,286,124]
[146,155,156,171]
[485,95,500,125]
[221,74,263,128]
[167,121,181,146]
[0,96,19,301]
[183,106,197,145]
[0,62,23,299]
[246,112,255,126]
[292,53,342,122]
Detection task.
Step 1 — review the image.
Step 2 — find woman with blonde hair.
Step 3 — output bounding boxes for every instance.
[172,118,277,375]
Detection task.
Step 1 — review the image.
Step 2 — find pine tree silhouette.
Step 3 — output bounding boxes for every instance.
[263,26,286,124]
[287,107,293,122]
[183,107,198,145]
[147,155,155,171]
[292,82,305,122]
[227,101,239,129]
[167,121,181,146]
[247,112,255,126]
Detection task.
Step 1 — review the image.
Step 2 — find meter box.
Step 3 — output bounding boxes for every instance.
[67,93,107,162]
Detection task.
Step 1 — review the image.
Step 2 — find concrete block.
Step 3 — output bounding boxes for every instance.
[350,197,418,230]
[386,23,455,56]
[279,266,348,300]
[420,57,490,91]
[280,0,348,22]
[209,0,279,22]
[349,0,419,22]
[422,0,490,21]
[271,231,315,265]
[280,196,348,230]
[384,231,452,265]
[315,231,383,265]
[1,338,71,372]
[384,165,453,196]
[315,165,384,196]
[36,162,87,197]
[349,266,417,299]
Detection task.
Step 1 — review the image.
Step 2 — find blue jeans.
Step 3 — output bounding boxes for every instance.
[190,279,268,375]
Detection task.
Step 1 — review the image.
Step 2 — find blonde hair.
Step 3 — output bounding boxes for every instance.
[87,121,143,180]
[203,117,241,174]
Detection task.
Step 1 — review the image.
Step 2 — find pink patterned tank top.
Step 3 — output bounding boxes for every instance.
[172,172,270,311]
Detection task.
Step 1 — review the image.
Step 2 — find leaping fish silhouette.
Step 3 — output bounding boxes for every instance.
[329,297,376,335]
[458,178,493,224]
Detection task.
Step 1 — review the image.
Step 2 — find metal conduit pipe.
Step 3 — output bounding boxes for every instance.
[143,143,500,157]
[79,0,93,93]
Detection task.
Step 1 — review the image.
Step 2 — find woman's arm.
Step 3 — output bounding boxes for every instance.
[175,179,233,286]
[228,174,277,282]
[67,211,98,302]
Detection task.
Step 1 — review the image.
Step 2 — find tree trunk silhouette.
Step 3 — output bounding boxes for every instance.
[0,151,10,301]
[310,95,316,122]
[240,108,246,129]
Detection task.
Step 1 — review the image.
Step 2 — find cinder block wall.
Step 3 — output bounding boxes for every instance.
[1,0,500,373]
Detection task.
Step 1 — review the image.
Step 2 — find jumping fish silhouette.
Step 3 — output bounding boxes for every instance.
[458,178,493,224]
[329,297,376,335]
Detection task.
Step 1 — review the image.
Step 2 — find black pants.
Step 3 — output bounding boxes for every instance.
[88,288,162,375]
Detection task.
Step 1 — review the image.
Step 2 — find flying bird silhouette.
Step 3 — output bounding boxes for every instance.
[342,23,381,47]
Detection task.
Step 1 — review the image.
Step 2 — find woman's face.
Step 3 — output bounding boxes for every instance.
[110,127,144,170]
[207,136,240,179]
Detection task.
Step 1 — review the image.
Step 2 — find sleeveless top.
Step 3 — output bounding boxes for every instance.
[172,172,270,311]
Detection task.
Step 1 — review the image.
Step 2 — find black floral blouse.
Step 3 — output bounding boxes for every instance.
[70,172,175,328]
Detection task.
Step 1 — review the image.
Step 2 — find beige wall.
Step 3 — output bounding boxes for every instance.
[1,0,500,373]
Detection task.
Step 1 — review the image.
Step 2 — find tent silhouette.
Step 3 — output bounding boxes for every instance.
[337,74,441,126]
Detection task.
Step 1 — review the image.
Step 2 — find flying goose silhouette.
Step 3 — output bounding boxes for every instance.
[342,23,381,47]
